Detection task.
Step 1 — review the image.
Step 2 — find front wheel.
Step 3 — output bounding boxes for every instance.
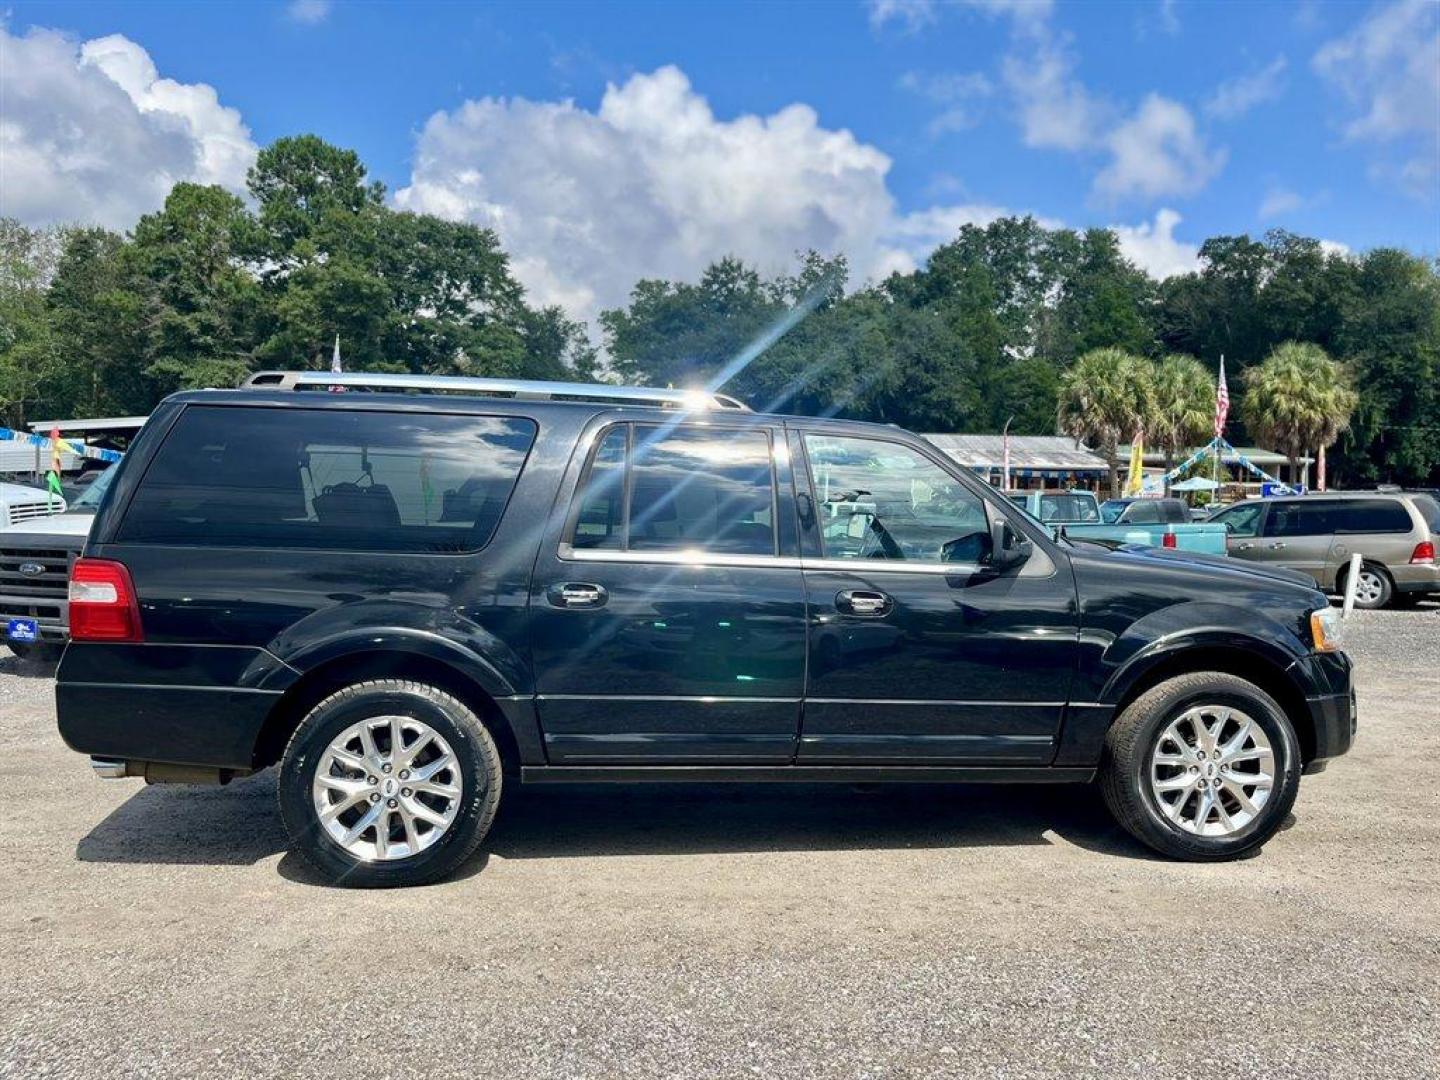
[277,679,503,887]
[1100,672,1301,861]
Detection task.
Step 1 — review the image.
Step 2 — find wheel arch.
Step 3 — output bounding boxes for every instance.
[252,650,529,775]
[1108,644,1317,764]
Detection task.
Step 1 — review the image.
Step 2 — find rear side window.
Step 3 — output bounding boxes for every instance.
[566,423,777,557]
[118,405,537,553]
[1412,495,1440,532]
[1331,499,1413,534]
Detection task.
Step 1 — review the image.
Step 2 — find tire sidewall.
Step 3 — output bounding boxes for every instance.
[1353,565,1392,610]
[278,684,499,887]
[1127,682,1300,858]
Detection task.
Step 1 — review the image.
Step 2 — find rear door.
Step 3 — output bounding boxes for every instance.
[1258,500,1339,584]
[1327,498,1418,585]
[527,417,806,763]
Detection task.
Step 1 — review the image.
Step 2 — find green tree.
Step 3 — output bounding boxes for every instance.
[1150,353,1216,480]
[0,220,62,427]
[1056,347,1156,497]
[1242,342,1358,487]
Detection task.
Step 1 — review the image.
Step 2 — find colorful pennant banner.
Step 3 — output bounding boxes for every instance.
[0,426,125,464]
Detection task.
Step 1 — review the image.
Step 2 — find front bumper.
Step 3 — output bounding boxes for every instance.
[1291,650,1357,772]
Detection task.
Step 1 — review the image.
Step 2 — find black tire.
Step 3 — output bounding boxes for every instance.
[7,641,63,663]
[277,679,502,888]
[1100,672,1301,861]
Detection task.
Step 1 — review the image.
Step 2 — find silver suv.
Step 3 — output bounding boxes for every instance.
[1210,492,1440,609]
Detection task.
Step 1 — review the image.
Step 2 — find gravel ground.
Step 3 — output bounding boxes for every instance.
[2,604,1437,1079]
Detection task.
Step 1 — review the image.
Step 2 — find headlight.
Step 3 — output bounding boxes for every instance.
[1310,606,1345,653]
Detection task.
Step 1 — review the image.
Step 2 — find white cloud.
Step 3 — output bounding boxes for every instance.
[1158,0,1181,36]
[398,67,916,324]
[1112,208,1200,279]
[286,0,332,25]
[1204,56,1288,120]
[868,0,937,31]
[1095,94,1227,202]
[1319,239,1351,258]
[1002,28,1109,151]
[0,27,257,229]
[1257,186,1304,219]
[899,70,994,135]
[1313,0,1439,197]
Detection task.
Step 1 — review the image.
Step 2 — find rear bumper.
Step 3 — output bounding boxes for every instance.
[1392,563,1440,594]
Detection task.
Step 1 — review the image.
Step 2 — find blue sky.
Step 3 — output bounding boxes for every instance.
[2,0,1436,323]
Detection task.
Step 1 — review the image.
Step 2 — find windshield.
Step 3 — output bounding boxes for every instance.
[69,466,117,511]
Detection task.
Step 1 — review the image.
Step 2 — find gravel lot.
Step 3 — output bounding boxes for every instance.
[2,604,1437,1080]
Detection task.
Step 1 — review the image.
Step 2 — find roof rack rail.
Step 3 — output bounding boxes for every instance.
[239,371,750,411]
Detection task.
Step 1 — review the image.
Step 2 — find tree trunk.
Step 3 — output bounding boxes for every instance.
[1106,441,1120,499]
[1288,455,1299,489]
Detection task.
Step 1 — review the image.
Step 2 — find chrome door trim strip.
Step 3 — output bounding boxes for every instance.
[805,698,1066,707]
[537,693,800,704]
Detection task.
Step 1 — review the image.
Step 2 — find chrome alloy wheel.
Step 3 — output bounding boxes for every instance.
[311,715,463,861]
[1149,705,1275,837]
[1354,569,1386,606]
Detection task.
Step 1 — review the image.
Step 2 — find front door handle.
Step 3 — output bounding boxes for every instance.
[1234,542,1254,551]
[548,582,608,609]
[836,589,893,617]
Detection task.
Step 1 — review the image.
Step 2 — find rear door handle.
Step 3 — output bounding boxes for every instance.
[547,582,608,609]
[836,589,892,617]
[1267,542,1287,550]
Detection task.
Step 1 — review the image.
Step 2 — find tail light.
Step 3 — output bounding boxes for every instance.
[68,558,144,642]
[1162,532,1177,549]
[1412,540,1435,564]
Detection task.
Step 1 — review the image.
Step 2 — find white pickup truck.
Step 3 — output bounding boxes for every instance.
[0,473,109,660]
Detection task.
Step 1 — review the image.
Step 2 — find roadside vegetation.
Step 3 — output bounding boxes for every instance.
[1,135,1435,486]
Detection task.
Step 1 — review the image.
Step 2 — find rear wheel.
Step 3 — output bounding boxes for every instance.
[1344,563,1393,609]
[277,679,502,887]
[1100,672,1300,861]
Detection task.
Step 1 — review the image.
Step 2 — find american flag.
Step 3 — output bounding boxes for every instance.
[1214,355,1229,439]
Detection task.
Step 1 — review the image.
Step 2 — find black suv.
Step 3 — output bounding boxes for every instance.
[56,372,1356,886]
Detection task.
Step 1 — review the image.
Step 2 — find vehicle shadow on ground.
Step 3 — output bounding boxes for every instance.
[0,653,59,678]
[77,771,1156,880]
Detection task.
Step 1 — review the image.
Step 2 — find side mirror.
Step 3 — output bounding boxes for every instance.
[988,515,1032,569]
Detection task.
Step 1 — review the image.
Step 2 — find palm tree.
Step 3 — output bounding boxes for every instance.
[1242,342,1358,488]
[1150,354,1215,489]
[1056,347,1155,498]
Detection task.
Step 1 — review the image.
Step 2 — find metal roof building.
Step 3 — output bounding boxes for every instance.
[921,434,1108,482]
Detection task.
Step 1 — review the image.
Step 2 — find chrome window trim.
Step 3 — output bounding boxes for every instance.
[555,544,989,575]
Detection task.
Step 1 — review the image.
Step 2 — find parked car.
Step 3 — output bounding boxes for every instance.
[56,372,1355,886]
[1005,489,1102,524]
[1045,495,1229,554]
[1,466,114,660]
[1209,492,1439,609]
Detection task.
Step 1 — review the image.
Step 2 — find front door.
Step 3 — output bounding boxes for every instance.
[792,429,1078,764]
[1213,501,1267,560]
[528,419,806,763]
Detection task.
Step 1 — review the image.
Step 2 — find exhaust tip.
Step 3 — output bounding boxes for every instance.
[89,757,129,779]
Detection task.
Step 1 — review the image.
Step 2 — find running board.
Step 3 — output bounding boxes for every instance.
[521,765,1096,784]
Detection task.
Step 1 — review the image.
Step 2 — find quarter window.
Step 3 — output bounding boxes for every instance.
[566,424,778,557]
[1330,499,1412,534]
[118,406,537,553]
[803,434,990,563]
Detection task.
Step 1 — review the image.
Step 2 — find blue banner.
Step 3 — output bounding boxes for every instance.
[0,426,124,464]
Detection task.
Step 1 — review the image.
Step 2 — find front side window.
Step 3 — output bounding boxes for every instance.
[118,405,537,553]
[1215,502,1264,538]
[803,434,990,563]
[566,424,777,557]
